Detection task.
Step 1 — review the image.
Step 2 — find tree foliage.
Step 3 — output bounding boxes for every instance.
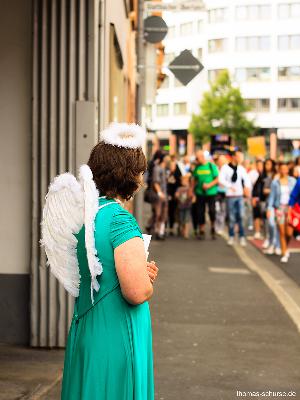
[189,70,256,146]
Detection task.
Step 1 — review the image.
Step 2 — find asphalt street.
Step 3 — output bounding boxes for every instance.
[150,235,300,400]
[1,234,300,400]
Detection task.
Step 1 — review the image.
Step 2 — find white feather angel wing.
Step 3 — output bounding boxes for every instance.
[79,165,103,303]
[41,165,101,302]
[41,173,84,297]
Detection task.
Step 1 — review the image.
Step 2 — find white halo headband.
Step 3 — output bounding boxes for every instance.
[99,122,146,149]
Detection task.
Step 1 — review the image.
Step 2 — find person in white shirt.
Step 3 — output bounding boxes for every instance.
[177,155,191,176]
[219,150,251,246]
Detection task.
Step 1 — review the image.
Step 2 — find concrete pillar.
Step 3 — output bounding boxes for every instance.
[152,135,160,154]
[187,132,195,156]
[169,133,177,155]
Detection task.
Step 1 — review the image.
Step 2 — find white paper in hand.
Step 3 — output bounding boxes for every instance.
[142,234,152,261]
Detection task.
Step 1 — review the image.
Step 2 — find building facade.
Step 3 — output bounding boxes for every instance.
[0,0,140,346]
[146,0,300,157]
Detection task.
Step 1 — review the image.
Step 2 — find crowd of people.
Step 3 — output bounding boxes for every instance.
[144,149,300,264]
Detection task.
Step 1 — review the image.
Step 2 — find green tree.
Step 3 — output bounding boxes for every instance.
[189,70,256,146]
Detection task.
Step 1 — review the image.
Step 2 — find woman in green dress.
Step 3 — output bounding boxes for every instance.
[58,124,158,399]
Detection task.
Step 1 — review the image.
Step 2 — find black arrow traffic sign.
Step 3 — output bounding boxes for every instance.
[144,16,168,44]
[168,49,204,86]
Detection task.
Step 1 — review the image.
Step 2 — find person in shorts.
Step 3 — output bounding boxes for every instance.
[152,154,170,240]
[175,174,193,239]
[267,162,296,263]
[192,150,219,240]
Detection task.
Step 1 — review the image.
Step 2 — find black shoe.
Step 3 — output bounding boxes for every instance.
[197,231,205,240]
[211,228,216,240]
[155,234,165,241]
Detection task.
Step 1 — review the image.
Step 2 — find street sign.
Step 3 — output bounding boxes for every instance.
[144,16,168,43]
[211,134,232,155]
[247,136,267,158]
[168,49,204,85]
[145,1,205,12]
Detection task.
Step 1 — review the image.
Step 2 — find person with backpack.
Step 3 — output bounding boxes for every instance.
[192,150,219,240]
[268,162,296,263]
[219,149,251,246]
[144,150,165,235]
[152,153,171,240]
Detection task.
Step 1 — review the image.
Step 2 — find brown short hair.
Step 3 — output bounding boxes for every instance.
[87,142,147,201]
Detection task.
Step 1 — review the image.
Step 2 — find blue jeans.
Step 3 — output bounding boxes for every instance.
[267,207,280,248]
[227,197,245,238]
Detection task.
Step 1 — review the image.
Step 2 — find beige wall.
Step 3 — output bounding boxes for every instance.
[101,1,129,126]
[109,25,126,122]
[0,0,32,274]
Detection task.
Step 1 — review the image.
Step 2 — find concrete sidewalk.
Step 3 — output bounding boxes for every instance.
[0,344,64,400]
[1,234,300,399]
[248,235,300,287]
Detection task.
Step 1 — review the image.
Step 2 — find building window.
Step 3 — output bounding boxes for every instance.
[157,104,169,117]
[197,20,203,32]
[208,69,227,81]
[208,8,228,23]
[291,35,300,49]
[180,22,193,36]
[146,105,152,119]
[236,6,247,20]
[208,38,228,53]
[174,102,187,115]
[245,98,270,112]
[236,36,271,51]
[278,3,300,18]
[278,35,289,50]
[278,35,300,50]
[235,67,271,82]
[236,5,271,20]
[160,75,169,89]
[278,66,300,80]
[278,98,300,111]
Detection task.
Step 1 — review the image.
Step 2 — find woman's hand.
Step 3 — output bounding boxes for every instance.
[147,261,159,284]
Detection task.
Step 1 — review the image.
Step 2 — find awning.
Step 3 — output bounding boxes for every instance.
[156,130,172,139]
[277,128,300,140]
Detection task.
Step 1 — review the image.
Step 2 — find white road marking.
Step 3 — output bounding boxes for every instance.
[209,267,251,275]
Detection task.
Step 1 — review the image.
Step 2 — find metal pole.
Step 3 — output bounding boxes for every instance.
[134,0,145,227]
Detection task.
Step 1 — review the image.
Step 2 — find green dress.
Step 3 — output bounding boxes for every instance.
[61,197,154,400]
